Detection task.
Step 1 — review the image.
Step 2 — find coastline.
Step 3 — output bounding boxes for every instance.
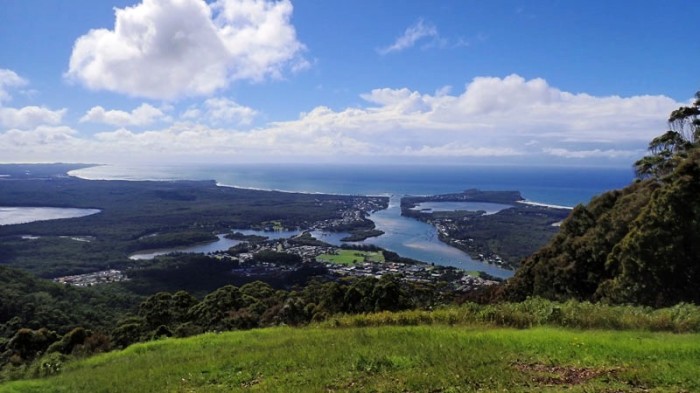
[71,165,575,208]
[11,163,588,278]
[70,166,388,198]
[516,200,574,210]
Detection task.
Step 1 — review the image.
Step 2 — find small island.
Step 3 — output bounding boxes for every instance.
[224,232,269,243]
[339,228,385,242]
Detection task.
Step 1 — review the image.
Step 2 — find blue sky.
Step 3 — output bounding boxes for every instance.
[0,0,698,166]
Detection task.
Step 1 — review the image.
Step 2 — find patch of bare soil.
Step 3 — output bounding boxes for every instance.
[513,361,622,386]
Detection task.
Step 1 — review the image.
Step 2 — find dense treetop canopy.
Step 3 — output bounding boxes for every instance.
[505,93,700,307]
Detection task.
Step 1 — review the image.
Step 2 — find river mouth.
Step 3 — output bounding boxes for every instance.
[0,207,101,226]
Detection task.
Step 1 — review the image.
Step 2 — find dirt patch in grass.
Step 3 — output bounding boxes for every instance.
[513,361,622,386]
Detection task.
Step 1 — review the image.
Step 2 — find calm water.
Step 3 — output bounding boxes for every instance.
[361,197,514,277]
[0,207,101,226]
[74,164,634,278]
[71,163,633,206]
[130,230,324,260]
[410,201,513,214]
[129,234,243,260]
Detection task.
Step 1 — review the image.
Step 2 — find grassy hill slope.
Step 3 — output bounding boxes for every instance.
[1,320,698,392]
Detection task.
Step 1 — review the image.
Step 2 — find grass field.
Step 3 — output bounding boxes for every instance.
[2,322,698,393]
[316,249,385,265]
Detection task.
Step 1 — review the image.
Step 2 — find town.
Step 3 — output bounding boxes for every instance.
[225,233,499,291]
[55,232,499,292]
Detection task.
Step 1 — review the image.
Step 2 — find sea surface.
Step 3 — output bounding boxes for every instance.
[72,163,633,206]
[73,164,634,278]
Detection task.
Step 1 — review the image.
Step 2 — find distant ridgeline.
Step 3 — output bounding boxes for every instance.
[503,92,700,307]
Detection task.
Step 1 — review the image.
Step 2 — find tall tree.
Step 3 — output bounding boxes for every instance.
[635,92,700,179]
[505,90,700,307]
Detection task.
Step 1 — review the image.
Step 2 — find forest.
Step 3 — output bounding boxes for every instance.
[501,92,700,307]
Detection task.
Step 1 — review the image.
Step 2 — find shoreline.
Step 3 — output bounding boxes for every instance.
[69,167,391,198]
[70,166,571,208]
[516,200,573,210]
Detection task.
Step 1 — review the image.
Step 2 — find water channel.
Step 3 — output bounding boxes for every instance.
[129,196,515,278]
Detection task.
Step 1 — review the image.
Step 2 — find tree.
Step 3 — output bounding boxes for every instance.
[134,290,199,339]
[505,90,700,306]
[601,150,700,306]
[635,92,700,179]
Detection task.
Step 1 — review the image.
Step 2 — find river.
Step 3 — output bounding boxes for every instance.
[130,196,514,278]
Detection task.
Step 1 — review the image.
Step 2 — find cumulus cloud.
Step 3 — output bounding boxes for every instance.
[0,106,66,129]
[0,74,683,164]
[543,148,641,159]
[0,126,78,147]
[0,126,86,163]
[378,19,439,55]
[0,69,69,131]
[0,69,28,104]
[65,0,307,100]
[182,97,257,125]
[80,103,168,126]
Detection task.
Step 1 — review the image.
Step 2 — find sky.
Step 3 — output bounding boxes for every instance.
[0,0,698,167]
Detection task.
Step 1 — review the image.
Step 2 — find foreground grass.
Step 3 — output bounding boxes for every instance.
[2,323,699,393]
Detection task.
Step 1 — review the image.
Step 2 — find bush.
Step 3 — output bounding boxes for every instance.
[320,298,700,332]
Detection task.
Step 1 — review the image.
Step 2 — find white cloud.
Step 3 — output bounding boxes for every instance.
[80,103,168,126]
[0,126,88,163]
[543,148,641,159]
[66,0,307,100]
[0,69,28,104]
[0,75,683,164]
[0,70,68,131]
[0,126,78,147]
[0,106,66,129]
[400,144,521,157]
[182,98,257,125]
[378,19,439,55]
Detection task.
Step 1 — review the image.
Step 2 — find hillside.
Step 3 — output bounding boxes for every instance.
[0,266,130,337]
[503,95,700,307]
[1,316,698,392]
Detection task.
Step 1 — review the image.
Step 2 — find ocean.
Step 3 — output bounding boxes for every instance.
[71,163,634,207]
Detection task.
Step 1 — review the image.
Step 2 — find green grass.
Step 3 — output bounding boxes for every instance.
[2,323,699,392]
[316,249,385,265]
[323,299,700,333]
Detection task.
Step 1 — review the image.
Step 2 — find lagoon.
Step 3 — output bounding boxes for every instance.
[0,207,101,226]
[129,234,243,260]
[410,201,513,214]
